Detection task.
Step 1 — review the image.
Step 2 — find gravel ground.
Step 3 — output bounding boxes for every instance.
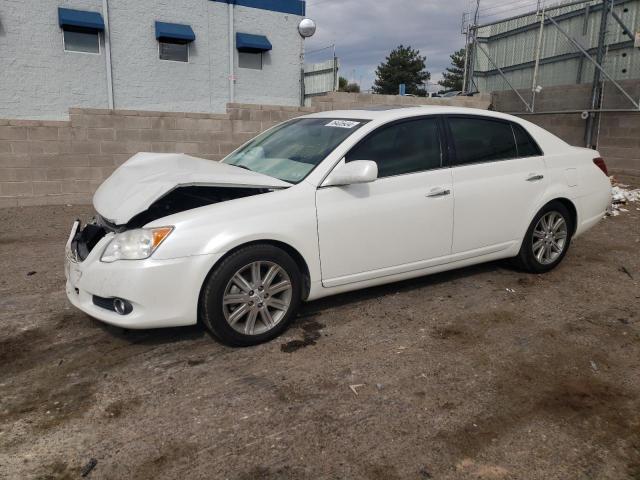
[1,182,639,480]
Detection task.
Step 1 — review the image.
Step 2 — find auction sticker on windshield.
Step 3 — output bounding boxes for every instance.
[325,120,360,129]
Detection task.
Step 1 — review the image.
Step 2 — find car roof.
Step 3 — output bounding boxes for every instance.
[302,105,570,154]
[302,106,518,123]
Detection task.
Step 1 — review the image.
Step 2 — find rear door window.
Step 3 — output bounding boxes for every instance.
[448,117,517,166]
[346,118,442,178]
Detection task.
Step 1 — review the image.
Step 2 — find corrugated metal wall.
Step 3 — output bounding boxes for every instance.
[303,59,339,97]
[472,0,640,93]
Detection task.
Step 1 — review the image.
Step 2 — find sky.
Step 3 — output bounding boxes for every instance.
[304,0,472,92]
[303,0,545,92]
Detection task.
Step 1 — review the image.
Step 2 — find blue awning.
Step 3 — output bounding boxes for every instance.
[155,21,196,44]
[58,8,105,32]
[236,33,272,53]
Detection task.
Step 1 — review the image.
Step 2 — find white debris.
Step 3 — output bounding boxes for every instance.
[349,384,365,396]
[607,181,640,217]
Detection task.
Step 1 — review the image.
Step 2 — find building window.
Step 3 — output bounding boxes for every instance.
[159,42,189,62]
[63,30,100,54]
[239,52,262,70]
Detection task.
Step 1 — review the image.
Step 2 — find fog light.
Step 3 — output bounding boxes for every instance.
[113,298,133,315]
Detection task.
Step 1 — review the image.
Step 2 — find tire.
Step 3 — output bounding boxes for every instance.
[200,244,302,347]
[514,201,574,274]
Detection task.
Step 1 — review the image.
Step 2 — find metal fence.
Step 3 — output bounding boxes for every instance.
[466,0,640,95]
[302,58,339,105]
[463,0,640,146]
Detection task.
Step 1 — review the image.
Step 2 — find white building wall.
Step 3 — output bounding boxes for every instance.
[107,0,227,114]
[0,0,110,119]
[233,6,303,106]
[0,0,304,119]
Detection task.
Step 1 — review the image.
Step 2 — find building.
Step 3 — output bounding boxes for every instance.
[0,0,307,119]
[470,0,640,93]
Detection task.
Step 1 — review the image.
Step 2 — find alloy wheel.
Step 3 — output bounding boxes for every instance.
[222,261,293,335]
[532,211,568,265]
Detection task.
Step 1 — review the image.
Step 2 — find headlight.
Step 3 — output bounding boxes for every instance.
[101,227,173,263]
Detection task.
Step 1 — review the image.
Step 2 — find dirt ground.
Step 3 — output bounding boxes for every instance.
[1,182,639,480]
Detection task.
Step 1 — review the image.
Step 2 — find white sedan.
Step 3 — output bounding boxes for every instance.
[65,107,611,346]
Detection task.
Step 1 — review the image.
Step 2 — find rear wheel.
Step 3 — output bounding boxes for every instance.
[515,201,573,273]
[200,245,302,347]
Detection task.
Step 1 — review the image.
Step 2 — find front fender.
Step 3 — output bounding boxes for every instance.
[148,183,322,283]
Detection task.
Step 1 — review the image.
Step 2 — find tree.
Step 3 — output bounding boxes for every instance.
[372,45,430,96]
[338,76,361,93]
[438,48,466,92]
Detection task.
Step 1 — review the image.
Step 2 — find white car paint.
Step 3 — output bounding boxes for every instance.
[94,152,292,225]
[65,106,611,330]
[316,166,454,287]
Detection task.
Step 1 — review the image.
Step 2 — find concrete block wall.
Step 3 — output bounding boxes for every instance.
[597,113,640,175]
[310,91,492,111]
[492,79,640,176]
[0,92,490,207]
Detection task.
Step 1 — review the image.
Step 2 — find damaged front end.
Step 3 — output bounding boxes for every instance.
[69,152,293,261]
[70,185,272,261]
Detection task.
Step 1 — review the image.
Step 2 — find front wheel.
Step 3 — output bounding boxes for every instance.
[200,245,302,347]
[515,201,574,273]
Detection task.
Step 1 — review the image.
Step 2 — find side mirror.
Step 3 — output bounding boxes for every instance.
[323,160,378,187]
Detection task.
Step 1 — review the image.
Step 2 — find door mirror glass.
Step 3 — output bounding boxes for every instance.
[323,160,378,187]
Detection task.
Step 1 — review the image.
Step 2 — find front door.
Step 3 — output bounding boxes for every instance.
[316,117,454,287]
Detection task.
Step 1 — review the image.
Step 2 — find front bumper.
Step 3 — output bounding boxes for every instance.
[64,224,223,329]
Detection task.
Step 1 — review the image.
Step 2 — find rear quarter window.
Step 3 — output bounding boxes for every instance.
[512,123,543,157]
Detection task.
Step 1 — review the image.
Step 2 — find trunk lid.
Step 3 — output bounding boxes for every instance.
[93,152,292,225]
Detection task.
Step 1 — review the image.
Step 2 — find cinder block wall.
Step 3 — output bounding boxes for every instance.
[492,79,640,176]
[0,92,490,207]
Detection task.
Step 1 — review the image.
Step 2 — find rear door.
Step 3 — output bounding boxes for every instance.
[446,115,547,254]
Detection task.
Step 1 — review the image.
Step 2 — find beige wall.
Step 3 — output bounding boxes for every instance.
[491,80,640,176]
[0,92,490,207]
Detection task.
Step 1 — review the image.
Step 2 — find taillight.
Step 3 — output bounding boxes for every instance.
[593,157,608,176]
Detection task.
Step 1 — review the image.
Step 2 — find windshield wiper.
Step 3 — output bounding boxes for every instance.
[233,164,254,172]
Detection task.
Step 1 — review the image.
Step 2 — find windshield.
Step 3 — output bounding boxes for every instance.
[223,118,368,183]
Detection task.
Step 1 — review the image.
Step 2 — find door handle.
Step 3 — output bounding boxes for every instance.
[526,174,544,182]
[426,188,451,198]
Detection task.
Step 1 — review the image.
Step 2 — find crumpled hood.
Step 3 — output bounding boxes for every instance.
[93,152,292,225]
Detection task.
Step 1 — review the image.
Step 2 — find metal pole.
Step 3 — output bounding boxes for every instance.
[610,8,635,42]
[300,67,305,107]
[585,0,610,147]
[544,11,639,110]
[506,108,640,115]
[531,6,545,112]
[462,27,470,93]
[467,27,477,93]
[299,28,305,106]
[475,40,533,112]
[333,43,340,92]
[467,0,480,92]
[228,2,235,103]
[102,0,114,109]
